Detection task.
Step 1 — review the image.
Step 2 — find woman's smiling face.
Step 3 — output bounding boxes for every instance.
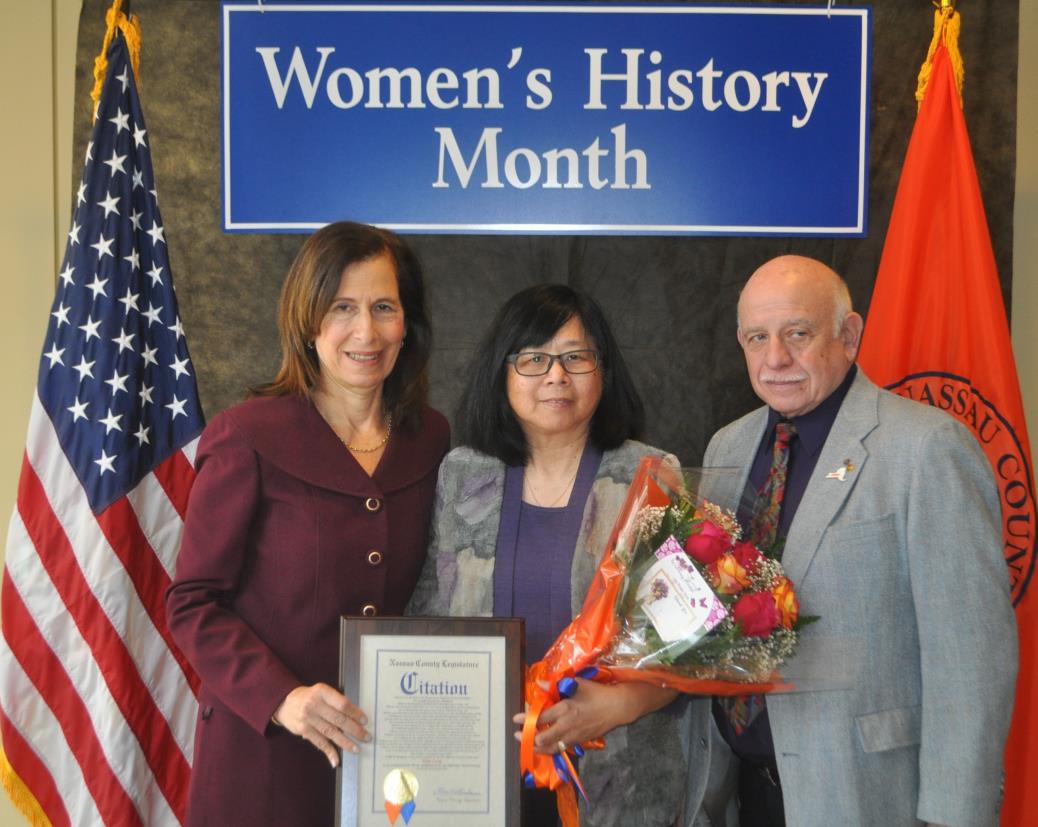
[313,251,405,395]
[505,315,603,444]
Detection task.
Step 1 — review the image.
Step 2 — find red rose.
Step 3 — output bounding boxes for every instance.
[684,521,730,564]
[731,541,764,574]
[733,592,781,638]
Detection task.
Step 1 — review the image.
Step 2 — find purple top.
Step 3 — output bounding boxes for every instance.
[493,445,603,662]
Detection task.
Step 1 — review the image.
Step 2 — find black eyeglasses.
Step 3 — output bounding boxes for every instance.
[505,349,600,376]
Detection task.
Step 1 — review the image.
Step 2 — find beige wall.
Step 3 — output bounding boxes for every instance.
[0,2,1035,825]
[0,0,77,526]
[0,2,80,822]
[1014,0,1038,449]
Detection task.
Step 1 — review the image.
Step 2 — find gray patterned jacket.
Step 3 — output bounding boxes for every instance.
[408,440,711,827]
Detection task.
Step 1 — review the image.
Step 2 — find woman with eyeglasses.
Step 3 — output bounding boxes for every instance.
[408,284,692,827]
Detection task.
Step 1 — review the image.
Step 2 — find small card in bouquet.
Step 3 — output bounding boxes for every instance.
[636,536,727,646]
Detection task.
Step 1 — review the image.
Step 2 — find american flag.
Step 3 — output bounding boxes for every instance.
[0,29,203,826]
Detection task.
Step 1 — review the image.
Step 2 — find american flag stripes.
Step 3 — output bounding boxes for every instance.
[0,29,203,826]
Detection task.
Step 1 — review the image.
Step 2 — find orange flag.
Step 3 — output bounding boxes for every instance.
[857,9,1036,825]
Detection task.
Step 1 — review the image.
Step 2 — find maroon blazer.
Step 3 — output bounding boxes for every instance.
[167,395,449,827]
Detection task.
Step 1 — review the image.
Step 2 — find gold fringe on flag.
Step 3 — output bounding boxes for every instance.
[915,2,965,109]
[91,0,142,109]
[0,748,53,827]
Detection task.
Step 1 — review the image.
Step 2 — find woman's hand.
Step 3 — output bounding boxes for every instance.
[512,679,678,754]
[272,683,371,768]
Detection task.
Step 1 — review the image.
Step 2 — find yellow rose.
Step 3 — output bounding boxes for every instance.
[772,576,800,628]
[709,553,750,595]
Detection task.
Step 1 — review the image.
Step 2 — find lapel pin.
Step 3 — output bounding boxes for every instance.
[826,460,855,481]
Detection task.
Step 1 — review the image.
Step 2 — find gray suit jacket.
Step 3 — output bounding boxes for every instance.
[697,369,1018,827]
[408,440,714,827]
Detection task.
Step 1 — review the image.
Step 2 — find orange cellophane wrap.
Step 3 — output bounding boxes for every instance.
[519,457,670,825]
[520,457,798,823]
[606,666,792,696]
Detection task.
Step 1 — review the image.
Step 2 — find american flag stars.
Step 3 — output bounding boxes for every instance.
[103,148,127,176]
[97,191,120,218]
[43,344,64,369]
[86,274,108,298]
[67,396,89,422]
[51,302,71,326]
[39,42,203,513]
[1,34,202,826]
[111,330,135,354]
[109,106,130,133]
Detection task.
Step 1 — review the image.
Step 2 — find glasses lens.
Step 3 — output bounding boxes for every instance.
[513,352,548,375]
[560,350,598,374]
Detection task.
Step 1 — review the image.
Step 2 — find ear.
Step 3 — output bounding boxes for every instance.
[841,312,864,358]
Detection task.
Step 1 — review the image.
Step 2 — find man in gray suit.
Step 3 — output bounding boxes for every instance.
[696,255,1018,826]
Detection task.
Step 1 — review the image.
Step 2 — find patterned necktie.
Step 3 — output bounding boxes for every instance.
[749,419,797,552]
[722,420,797,732]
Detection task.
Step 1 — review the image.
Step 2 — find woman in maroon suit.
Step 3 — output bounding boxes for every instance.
[167,222,449,826]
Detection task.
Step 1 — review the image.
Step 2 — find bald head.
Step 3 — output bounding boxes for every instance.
[735,255,864,418]
[738,255,852,337]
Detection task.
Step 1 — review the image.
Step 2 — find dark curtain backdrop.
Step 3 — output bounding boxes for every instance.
[73,0,1019,465]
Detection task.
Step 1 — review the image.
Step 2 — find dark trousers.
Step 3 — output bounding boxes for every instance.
[737,755,786,827]
[522,786,559,827]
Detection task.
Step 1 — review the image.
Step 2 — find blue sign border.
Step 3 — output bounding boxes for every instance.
[222,2,871,235]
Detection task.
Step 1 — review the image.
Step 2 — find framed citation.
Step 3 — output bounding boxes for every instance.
[337,616,524,827]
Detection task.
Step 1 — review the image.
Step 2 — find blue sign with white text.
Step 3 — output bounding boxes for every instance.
[222,2,871,235]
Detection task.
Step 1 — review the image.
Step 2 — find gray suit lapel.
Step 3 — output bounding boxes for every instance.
[704,408,767,498]
[781,371,880,585]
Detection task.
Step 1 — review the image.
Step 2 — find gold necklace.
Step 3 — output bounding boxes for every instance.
[343,415,392,453]
[525,455,581,507]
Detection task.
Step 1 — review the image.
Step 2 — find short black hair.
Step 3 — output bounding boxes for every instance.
[456,284,644,465]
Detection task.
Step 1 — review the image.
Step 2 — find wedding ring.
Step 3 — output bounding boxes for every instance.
[557,740,567,754]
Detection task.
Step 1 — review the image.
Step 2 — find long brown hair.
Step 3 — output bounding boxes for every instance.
[251,222,431,430]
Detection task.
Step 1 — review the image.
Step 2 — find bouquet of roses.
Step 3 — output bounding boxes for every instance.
[520,456,817,823]
[599,463,817,687]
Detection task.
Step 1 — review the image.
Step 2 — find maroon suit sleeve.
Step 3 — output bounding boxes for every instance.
[166,413,301,736]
